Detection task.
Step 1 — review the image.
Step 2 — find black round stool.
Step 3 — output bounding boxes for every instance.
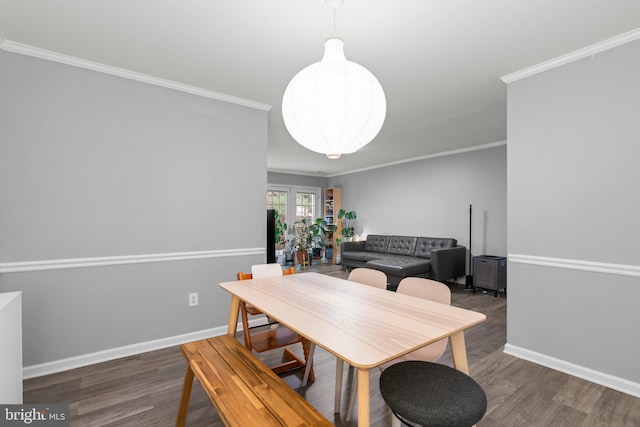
[379,361,487,427]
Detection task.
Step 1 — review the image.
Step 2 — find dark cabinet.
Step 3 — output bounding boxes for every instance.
[473,255,507,296]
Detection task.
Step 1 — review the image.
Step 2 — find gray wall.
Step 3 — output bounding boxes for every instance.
[328,145,507,261]
[268,171,327,189]
[507,39,640,384]
[0,51,267,368]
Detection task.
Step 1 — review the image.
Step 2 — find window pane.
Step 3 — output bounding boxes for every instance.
[267,191,287,224]
[295,193,315,220]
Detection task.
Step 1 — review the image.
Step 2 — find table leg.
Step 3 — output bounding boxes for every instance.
[176,365,194,427]
[334,358,344,413]
[346,370,357,421]
[227,295,240,336]
[449,331,469,374]
[357,368,370,427]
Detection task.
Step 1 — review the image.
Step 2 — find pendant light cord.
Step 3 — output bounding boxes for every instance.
[325,0,343,37]
[332,7,337,36]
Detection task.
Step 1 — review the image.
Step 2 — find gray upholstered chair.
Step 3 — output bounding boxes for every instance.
[380,360,487,427]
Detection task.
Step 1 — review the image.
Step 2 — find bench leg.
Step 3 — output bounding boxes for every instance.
[176,365,195,427]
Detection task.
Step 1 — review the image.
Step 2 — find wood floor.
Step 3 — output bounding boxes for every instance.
[24,264,640,426]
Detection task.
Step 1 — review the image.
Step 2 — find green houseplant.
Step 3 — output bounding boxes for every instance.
[293,217,336,264]
[274,210,287,247]
[293,218,313,264]
[308,217,336,262]
[335,208,357,257]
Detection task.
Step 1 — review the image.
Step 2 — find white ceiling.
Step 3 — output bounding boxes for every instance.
[1,0,640,176]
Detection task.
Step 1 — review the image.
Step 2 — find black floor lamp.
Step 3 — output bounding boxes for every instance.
[465,204,474,289]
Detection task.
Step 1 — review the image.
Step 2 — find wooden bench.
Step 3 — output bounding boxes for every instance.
[176,334,331,427]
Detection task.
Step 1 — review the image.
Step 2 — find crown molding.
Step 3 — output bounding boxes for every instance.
[325,140,507,177]
[0,40,272,112]
[268,141,507,177]
[501,27,640,83]
[267,168,329,177]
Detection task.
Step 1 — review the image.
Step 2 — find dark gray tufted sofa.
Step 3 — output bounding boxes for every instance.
[341,235,466,289]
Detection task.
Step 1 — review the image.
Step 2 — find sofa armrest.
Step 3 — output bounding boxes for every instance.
[341,241,366,253]
[430,246,466,281]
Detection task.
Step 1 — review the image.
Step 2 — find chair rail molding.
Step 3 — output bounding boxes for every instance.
[0,248,265,274]
[508,254,640,278]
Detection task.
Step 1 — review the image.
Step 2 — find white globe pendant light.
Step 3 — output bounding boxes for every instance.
[282,9,386,159]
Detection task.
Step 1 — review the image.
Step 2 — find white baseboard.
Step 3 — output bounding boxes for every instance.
[504,343,640,398]
[22,316,268,379]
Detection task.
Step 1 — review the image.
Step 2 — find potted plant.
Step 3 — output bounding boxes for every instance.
[335,209,357,263]
[308,217,336,262]
[274,210,287,249]
[284,233,297,265]
[293,218,313,265]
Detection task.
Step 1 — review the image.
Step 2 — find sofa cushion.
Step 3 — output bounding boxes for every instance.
[364,235,390,253]
[415,237,458,258]
[386,236,418,256]
[366,257,431,278]
[342,251,387,263]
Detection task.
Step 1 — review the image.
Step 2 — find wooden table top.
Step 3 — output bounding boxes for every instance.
[219,272,486,370]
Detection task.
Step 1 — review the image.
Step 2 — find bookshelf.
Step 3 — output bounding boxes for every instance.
[323,187,342,263]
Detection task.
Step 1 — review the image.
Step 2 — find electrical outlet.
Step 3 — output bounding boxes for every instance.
[188,293,198,307]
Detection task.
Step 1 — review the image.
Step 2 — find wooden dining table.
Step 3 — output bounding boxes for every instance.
[219,272,486,427]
